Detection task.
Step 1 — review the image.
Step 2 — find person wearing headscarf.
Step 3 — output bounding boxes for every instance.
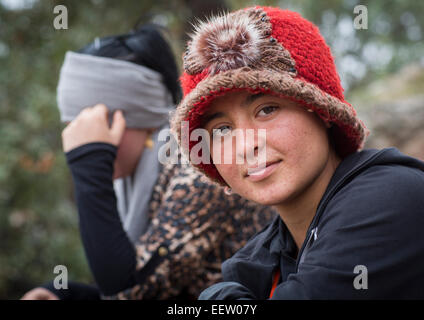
[21,24,276,300]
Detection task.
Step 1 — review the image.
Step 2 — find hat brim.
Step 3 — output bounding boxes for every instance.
[171,67,368,185]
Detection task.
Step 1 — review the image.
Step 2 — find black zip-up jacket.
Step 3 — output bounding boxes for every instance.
[199,148,424,299]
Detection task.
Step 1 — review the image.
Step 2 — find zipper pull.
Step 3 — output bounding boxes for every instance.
[298,227,318,266]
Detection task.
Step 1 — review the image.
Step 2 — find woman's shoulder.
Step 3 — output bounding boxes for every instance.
[321,159,424,230]
[346,160,424,200]
[328,147,424,207]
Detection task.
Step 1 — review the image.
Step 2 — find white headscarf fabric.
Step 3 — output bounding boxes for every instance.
[57,51,173,128]
[57,51,174,244]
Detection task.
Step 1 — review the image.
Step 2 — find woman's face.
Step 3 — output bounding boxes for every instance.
[113,128,150,179]
[203,91,337,206]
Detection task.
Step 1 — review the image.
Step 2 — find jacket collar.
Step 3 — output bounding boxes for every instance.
[296,147,424,270]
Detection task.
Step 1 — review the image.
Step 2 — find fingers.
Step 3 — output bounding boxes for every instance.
[20,288,59,300]
[68,104,110,131]
[92,104,109,121]
[110,110,126,145]
[61,104,126,151]
[79,104,108,122]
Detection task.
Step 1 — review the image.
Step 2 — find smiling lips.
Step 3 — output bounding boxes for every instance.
[245,160,282,182]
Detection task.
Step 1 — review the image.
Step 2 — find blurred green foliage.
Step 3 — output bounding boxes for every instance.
[0,0,422,299]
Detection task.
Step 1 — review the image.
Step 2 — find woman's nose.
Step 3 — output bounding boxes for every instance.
[234,128,267,165]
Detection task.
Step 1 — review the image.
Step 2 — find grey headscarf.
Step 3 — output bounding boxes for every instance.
[57,51,173,243]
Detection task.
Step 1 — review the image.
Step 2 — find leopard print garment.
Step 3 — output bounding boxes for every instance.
[103,161,277,300]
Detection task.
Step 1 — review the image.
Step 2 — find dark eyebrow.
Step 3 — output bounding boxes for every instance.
[241,92,266,107]
[202,112,225,128]
[202,93,267,128]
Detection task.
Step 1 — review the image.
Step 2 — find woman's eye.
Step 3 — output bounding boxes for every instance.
[257,106,278,116]
[213,125,232,136]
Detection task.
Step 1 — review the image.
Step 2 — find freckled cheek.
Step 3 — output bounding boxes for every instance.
[215,162,239,185]
[210,138,241,187]
[266,120,322,173]
[210,137,234,165]
[265,124,304,158]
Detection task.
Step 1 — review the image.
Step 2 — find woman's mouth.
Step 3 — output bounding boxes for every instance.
[245,160,282,182]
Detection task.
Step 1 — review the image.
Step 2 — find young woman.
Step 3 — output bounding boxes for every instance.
[21,24,276,300]
[170,6,424,299]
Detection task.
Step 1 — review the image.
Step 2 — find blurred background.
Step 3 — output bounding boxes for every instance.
[0,0,423,299]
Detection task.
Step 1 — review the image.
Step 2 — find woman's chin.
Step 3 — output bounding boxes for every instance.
[240,187,288,207]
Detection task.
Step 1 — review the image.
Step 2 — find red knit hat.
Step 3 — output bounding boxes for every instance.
[170,6,369,185]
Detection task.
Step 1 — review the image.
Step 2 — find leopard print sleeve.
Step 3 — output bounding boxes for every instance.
[103,162,277,300]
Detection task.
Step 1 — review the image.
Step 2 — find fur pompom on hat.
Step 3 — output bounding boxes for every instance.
[171,6,369,185]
